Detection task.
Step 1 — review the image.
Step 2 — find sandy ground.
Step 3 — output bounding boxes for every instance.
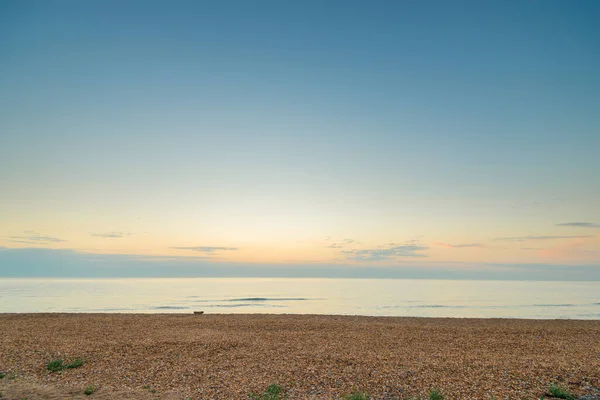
[0,314,599,399]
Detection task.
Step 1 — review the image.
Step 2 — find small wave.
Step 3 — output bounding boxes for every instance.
[533,302,600,307]
[150,306,189,310]
[79,307,139,312]
[416,305,467,309]
[184,297,312,303]
[578,313,600,318]
[207,303,287,308]
[379,304,467,309]
[227,297,309,302]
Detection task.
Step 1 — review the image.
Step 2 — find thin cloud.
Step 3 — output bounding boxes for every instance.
[510,199,567,209]
[8,233,65,243]
[435,242,484,249]
[493,235,594,242]
[326,238,359,249]
[171,246,239,253]
[91,232,130,238]
[341,241,428,261]
[556,222,600,228]
[128,255,220,262]
[7,239,51,245]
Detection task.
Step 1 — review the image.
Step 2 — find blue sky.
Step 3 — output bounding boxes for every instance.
[1,0,599,279]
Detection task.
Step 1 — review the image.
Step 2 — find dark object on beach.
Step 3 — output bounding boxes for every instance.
[194,311,204,315]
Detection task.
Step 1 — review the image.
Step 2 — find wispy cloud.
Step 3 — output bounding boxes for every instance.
[510,198,567,210]
[434,242,484,249]
[171,246,239,254]
[493,235,594,242]
[91,232,131,238]
[327,238,358,249]
[124,255,219,262]
[341,241,428,261]
[556,222,600,228]
[7,232,65,244]
[7,240,50,244]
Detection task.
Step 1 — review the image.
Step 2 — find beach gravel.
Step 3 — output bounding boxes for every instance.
[0,314,599,399]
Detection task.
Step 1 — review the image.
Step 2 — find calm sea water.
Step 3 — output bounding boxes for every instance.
[1,278,599,319]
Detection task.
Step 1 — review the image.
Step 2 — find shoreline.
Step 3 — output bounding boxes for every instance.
[1,314,599,399]
[2,312,600,321]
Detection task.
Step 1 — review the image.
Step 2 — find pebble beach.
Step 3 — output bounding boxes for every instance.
[0,314,599,399]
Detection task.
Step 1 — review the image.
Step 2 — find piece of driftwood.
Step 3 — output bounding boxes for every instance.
[193,311,204,315]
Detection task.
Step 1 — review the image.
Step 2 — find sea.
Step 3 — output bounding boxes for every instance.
[1,278,599,319]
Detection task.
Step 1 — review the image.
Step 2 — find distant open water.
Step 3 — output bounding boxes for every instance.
[1,278,599,319]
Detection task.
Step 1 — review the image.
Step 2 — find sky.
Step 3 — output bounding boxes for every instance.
[1,0,599,279]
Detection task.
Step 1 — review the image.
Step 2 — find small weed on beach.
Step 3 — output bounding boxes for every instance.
[0,372,4,379]
[343,391,369,400]
[66,359,85,369]
[46,358,85,372]
[547,384,575,400]
[250,383,284,400]
[429,389,444,400]
[47,359,64,372]
[84,386,97,396]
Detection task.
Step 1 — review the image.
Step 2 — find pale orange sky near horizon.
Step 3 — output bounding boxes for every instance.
[1,214,599,266]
